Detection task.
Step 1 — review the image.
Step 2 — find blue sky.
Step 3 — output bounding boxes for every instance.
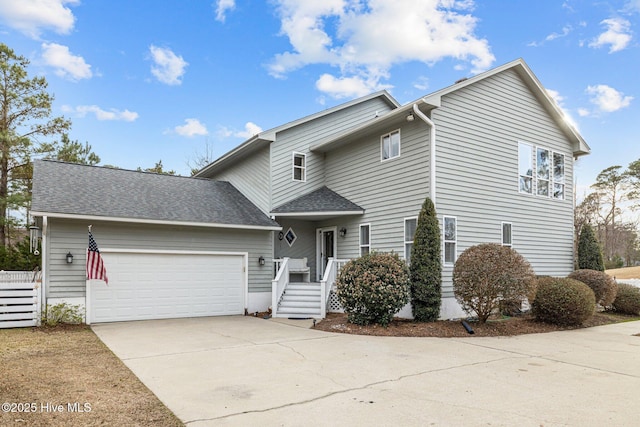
[0,0,638,197]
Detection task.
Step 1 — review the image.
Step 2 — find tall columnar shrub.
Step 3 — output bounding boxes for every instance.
[568,269,617,307]
[410,198,442,321]
[532,277,596,326]
[453,244,535,323]
[336,252,410,327]
[577,224,605,272]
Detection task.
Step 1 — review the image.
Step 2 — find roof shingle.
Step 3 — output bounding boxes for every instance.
[31,160,280,229]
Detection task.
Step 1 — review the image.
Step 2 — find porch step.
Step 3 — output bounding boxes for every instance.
[277,282,322,318]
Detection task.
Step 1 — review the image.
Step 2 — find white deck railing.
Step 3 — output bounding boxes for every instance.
[271,258,290,318]
[320,258,348,318]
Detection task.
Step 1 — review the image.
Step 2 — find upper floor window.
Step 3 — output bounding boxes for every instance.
[443,216,457,265]
[518,142,566,200]
[404,218,417,264]
[553,153,565,200]
[381,130,401,161]
[536,148,550,196]
[518,143,533,194]
[292,152,306,182]
[359,224,371,256]
[502,222,512,247]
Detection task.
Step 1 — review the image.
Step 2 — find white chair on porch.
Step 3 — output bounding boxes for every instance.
[288,257,311,282]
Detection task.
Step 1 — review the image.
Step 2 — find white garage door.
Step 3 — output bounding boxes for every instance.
[89,252,245,323]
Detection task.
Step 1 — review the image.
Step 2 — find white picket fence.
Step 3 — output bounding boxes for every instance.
[0,271,42,329]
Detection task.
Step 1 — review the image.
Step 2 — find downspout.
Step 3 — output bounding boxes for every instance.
[412,103,437,207]
[41,216,48,324]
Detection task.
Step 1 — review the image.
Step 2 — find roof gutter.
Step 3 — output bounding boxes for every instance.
[412,103,437,207]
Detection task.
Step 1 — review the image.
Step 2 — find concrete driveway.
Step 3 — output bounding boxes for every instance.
[92,316,640,426]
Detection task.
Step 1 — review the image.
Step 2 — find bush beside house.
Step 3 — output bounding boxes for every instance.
[532,277,596,326]
[409,197,441,322]
[336,252,410,327]
[611,283,640,315]
[568,269,617,307]
[452,244,536,323]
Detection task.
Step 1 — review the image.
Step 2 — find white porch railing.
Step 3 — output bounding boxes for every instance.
[271,258,290,318]
[320,258,348,318]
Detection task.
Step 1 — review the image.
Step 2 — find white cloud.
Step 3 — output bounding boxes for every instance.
[217,122,263,139]
[148,45,188,85]
[413,76,430,91]
[174,118,209,137]
[267,0,494,99]
[236,122,263,138]
[586,84,633,113]
[214,0,235,22]
[41,42,92,81]
[0,0,78,38]
[624,0,640,13]
[589,18,632,53]
[63,105,139,121]
[528,25,573,47]
[316,73,392,99]
[546,88,580,131]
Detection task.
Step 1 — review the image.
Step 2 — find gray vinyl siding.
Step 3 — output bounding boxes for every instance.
[273,219,318,280]
[322,117,431,260]
[271,97,394,209]
[206,146,270,213]
[434,68,575,297]
[44,219,273,299]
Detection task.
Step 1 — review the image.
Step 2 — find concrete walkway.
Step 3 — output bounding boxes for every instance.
[92,316,640,426]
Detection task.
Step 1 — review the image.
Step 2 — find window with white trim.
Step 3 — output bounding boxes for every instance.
[502,222,512,247]
[381,129,401,161]
[443,216,457,265]
[404,218,417,264]
[518,142,533,194]
[359,224,370,256]
[553,152,565,200]
[518,141,567,200]
[536,147,550,196]
[292,152,306,182]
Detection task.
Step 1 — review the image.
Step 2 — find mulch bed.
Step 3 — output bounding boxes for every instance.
[313,312,640,337]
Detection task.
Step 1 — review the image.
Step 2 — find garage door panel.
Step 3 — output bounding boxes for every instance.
[90,252,245,323]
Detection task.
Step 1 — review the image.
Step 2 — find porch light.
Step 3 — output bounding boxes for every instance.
[66,252,74,264]
[258,256,265,266]
[339,227,347,237]
[406,112,415,122]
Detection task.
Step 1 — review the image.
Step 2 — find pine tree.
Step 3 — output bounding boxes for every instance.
[578,223,605,271]
[410,197,442,321]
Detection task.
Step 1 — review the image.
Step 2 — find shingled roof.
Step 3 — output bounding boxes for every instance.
[271,186,364,216]
[31,160,280,230]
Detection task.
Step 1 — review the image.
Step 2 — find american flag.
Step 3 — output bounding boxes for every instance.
[87,231,108,284]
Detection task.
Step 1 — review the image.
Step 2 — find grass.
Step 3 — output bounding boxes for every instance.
[606,265,640,280]
[0,325,183,427]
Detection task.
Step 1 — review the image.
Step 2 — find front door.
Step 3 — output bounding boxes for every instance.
[317,227,337,280]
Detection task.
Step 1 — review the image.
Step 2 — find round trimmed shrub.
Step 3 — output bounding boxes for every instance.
[568,269,617,307]
[453,243,535,323]
[336,252,410,327]
[532,277,595,326]
[611,283,640,315]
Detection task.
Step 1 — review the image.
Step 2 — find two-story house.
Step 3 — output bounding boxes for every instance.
[31,58,589,323]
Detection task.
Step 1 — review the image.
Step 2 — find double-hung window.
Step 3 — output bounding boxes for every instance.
[293,152,306,182]
[381,130,401,161]
[502,222,512,247]
[359,224,371,256]
[443,216,457,265]
[553,153,565,200]
[404,218,417,264]
[536,148,550,196]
